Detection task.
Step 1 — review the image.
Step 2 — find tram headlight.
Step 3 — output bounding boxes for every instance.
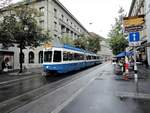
[46,66,49,69]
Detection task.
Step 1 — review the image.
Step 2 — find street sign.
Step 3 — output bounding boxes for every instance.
[123,15,145,32]
[123,15,145,27]
[43,42,52,48]
[124,26,143,32]
[129,32,140,47]
[129,32,140,42]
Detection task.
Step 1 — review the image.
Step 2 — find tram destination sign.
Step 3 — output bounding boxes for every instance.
[123,15,145,32]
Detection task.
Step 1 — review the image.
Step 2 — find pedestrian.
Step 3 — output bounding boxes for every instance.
[1,57,9,72]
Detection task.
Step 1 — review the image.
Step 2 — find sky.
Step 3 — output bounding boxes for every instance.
[13,0,132,38]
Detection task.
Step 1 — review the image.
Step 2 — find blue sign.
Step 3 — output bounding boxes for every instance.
[129,32,140,42]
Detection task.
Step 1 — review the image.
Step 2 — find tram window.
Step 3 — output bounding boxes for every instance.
[53,51,61,62]
[74,53,78,60]
[68,52,73,61]
[88,55,91,60]
[63,52,68,61]
[92,56,94,59]
[86,56,88,60]
[44,51,52,62]
[80,54,84,60]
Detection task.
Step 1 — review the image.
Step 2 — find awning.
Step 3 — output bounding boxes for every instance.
[116,51,134,58]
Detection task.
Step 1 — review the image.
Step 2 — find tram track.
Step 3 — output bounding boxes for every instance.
[0,63,105,113]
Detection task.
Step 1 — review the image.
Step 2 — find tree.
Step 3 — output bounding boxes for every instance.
[0,5,51,73]
[60,34,74,46]
[74,34,101,53]
[87,36,100,53]
[74,34,89,50]
[108,7,128,55]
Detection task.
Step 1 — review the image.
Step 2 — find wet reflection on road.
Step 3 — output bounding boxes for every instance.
[0,70,86,103]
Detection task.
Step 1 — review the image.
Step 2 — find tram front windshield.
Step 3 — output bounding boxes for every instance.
[44,51,52,62]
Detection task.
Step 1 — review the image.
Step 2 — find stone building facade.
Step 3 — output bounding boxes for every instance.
[98,40,113,62]
[90,32,113,62]
[0,0,89,70]
[128,0,148,63]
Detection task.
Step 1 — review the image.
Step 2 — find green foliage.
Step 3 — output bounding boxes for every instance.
[0,5,50,48]
[74,34,88,49]
[60,34,74,46]
[108,8,128,55]
[74,34,100,53]
[87,36,100,53]
[0,5,51,72]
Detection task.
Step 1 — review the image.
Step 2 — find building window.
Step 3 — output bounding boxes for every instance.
[39,20,44,28]
[29,51,34,63]
[38,51,43,63]
[54,21,57,30]
[54,8,57,18]
[39,7,45,15]
[61,14,64,20]
[54,34,57,38]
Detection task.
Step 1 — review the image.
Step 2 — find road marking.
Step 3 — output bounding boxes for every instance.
[50,66,107,113]
[0,63,107,113]
[51,76,96,113]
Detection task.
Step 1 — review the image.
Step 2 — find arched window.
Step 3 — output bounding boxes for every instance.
[29,51,34,63]
[39,51,43,63]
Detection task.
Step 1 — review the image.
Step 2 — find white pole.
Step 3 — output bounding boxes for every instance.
[134,47,138,93]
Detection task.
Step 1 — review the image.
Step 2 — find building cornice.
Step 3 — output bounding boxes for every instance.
[53,0,90,35]
[0,0,90,35]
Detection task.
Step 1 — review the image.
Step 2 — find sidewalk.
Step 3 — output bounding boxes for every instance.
[59,64,150,113]
[115,64,150,80]
[0,68,43,85]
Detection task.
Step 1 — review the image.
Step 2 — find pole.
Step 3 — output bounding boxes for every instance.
[124,48,129,80]
[134,47,138,93]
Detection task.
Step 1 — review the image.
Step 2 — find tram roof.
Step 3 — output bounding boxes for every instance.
[63,44,84,52]
[63,44,96,55]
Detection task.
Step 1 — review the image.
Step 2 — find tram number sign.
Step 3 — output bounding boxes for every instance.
[43,42,52,48]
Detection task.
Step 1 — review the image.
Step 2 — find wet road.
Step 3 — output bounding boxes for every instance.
[2,63,150,113]
[0,64,103,113]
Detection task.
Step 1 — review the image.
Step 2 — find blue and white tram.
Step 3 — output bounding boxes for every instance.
[43,45,101,74]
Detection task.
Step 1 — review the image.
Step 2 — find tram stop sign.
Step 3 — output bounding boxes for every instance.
[129,32,140,46]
